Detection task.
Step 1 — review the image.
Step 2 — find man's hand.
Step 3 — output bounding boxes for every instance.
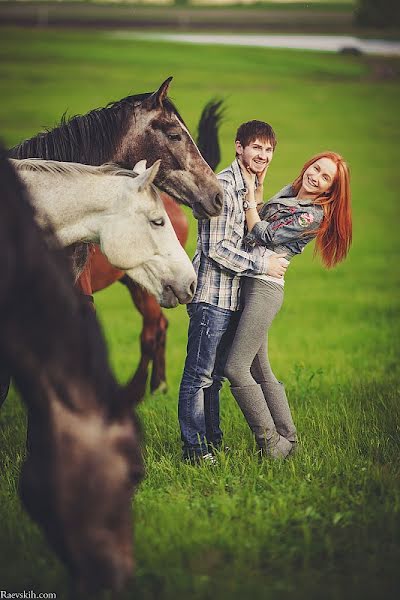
[266,253,288,278]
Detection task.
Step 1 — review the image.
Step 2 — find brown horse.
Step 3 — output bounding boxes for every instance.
[77,100,224,399]
[0,148,143,593]
[78,193,189,401]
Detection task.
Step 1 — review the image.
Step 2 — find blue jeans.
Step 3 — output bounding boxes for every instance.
[178,302,240,458]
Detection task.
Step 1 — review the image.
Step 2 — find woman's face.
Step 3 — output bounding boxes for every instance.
[301,157,337,197]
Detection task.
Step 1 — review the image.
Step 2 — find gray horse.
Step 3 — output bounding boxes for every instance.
[12,157,196,308]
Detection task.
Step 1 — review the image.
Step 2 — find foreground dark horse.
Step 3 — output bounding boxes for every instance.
[78,100,224,400]
[0,149,143,592]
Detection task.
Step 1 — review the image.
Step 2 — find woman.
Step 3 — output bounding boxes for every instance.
[224,152,352,458]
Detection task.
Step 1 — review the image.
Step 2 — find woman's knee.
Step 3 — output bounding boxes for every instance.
[225,358,247,387]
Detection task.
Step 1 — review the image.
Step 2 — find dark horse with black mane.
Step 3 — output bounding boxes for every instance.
[79,99,225,401]
[0,146,144,593]
[9,77,222,224]
[2,78,223,405]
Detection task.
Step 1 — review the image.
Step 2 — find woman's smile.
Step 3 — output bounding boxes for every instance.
[300,157,337,198]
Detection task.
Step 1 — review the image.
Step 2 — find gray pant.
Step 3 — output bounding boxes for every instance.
[225,278,296,448]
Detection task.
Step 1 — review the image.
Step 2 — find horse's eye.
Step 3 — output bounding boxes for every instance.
[167,133,181,141]
[151,217,165,227]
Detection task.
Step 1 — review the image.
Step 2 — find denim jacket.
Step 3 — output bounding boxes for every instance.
[244,184,324,260]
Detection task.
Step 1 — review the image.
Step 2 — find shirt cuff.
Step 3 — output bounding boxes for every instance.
[254,254,270,276]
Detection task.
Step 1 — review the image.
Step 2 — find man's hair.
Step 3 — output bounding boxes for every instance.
[235,120,277,151]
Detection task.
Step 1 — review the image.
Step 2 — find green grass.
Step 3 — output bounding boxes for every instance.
[0,27,399,600]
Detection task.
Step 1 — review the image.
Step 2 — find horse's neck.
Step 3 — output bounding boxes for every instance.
[21,171,120,245]
[11,106,127,165]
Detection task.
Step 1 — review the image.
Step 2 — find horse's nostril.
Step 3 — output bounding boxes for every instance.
[215,193,223,209]
[189,280,196,296]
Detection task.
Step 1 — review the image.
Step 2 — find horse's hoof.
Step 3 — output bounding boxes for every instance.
[152,381,168,395]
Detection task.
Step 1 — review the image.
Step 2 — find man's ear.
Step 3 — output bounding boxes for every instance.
[235,140,243,156]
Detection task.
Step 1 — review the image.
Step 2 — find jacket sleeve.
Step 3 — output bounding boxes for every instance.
[201,180,271,276]
[244,205,323,251]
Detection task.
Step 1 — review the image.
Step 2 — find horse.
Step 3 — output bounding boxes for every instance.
[80,100,225,399]
[4,84,224,405]
[0,148,144,593]
[12,157,196,308]
[9,77,222,222]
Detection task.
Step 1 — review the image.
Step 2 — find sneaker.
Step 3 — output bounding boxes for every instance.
[184,452,218,466]
[200,452,218,465]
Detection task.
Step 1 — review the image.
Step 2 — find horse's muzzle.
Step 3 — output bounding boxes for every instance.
[160,277,195,308]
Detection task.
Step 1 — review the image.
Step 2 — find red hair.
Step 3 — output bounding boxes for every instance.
[292,152,352,268]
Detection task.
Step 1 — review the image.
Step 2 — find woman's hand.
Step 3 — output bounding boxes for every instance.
[238,158,256,190]
[254,164,269,204]
[257,163,269,187]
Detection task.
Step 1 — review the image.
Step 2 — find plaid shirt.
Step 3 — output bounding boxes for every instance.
[191,159,271,310]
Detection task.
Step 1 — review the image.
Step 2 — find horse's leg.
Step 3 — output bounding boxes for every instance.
[90,198,188,402]
[148,303,168,394]
[120,276,168,399]
[119,195,188,400]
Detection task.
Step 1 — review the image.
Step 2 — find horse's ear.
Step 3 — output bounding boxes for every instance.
[133,159,147,175]
[134,160,161,192]
[147,77,173,109]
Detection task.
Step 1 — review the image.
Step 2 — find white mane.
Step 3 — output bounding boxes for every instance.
[11,158,138,179]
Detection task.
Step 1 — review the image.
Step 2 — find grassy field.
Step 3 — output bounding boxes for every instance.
[0,27,399,600]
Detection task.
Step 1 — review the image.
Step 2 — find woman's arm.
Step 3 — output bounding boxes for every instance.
[245,204,324,252]
[238,159,265,232]
[254,163,268,206]
[244,204,261,232]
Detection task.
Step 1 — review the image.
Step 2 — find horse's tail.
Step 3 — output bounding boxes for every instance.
[196,99,225,172]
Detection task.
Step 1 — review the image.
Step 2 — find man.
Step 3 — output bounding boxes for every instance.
[178,120,287,462]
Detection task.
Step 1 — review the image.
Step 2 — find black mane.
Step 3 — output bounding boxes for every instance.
[8,92,181,166]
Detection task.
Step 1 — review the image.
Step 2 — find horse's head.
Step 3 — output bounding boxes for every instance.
[99,160,196,308]
[115,78,223,219]
[20,369,144,593]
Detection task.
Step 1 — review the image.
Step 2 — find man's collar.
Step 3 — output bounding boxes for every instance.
[219,158,259,193]
[231,158,246,192]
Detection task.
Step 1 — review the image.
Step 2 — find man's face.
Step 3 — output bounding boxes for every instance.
[235,138,274,174]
